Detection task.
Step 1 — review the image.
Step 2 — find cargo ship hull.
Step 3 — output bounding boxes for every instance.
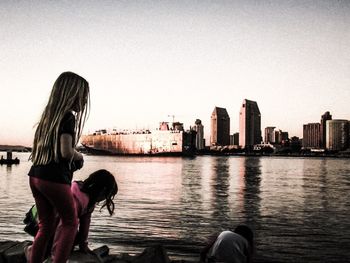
[81,130,196,156]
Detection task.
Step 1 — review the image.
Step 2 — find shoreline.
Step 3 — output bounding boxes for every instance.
[0,240,196,263]
[1,145,350,159]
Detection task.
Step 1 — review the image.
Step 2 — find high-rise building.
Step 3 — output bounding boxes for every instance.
[290,136,302,152]
[210,106,230,146]
[274,129,289,144]
[264,127,289,145]
[320,111,332,148]
[193,119,205,150]
[279,131,289,144]
[239,99,261,149]
[264,127,276,143]
[302,123,321,148]
[326,120,349,151]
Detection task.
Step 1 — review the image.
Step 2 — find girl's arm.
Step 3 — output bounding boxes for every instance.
[60,134,75,160]
[200,233,219,262]
[77,212,92,253]
[60,134,84,164]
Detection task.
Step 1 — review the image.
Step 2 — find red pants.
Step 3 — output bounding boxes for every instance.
[29,177,78,263]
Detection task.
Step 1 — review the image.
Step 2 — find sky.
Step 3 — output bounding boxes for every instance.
[1,0,350,147]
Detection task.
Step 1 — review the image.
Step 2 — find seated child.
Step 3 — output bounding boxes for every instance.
[24,169,118,260]
[200,224,254,263]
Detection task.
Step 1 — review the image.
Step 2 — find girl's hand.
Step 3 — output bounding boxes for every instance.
[74,150,84,161]
[71,151,84,171]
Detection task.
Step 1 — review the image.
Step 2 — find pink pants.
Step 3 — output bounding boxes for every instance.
[29,177,78,263]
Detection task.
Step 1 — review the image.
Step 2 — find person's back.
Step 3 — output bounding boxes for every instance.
[207,230,249,263]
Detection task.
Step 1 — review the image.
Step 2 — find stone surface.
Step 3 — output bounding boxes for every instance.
[3,241,32,263]
[0,241,195,263]
[132,245,170,263]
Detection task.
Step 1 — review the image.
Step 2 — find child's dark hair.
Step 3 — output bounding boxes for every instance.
[81,169,118,215]
[234,224,254,248]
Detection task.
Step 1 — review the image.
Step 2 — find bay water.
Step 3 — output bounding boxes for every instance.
[0,152,349,262]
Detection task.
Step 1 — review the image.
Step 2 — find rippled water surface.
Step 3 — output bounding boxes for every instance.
[1,152,350,262]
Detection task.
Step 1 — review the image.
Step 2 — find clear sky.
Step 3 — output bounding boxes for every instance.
[1,0,349,147]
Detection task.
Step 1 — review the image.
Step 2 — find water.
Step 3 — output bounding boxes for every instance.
[1,152,350,262]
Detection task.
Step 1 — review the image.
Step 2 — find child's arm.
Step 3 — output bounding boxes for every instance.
[200,232,219,262]
[76,212,92,253]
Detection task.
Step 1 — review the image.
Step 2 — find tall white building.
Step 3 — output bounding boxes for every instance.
[326,120,349,151]
[264,127,276,144]
[239,99,261,149]
[193,119,205,150]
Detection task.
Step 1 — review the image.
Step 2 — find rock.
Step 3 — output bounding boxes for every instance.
[0,241,18,263]
[0,241,196,263]
[1,241,31,263]
[69,246,117,263]
[132,245,170,263]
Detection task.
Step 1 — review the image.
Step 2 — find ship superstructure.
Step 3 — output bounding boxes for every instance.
[81,122,196,156]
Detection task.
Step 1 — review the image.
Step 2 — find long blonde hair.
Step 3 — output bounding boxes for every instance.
[31,72,90,165]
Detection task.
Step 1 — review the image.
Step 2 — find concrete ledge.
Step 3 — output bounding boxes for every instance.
[0,241,195,263]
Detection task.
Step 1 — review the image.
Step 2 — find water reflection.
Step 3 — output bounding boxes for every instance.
[177,158,206,252]
[240,157,261,226]
[300,159,350,262]
[207,157,262,231]
[210,157,231,225]
[6,164,13,173]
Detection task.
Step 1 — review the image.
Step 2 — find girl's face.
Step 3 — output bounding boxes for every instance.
[72,101,81,112]
[73,93,87,112]
[96,185,115,202]
[96,190,106,202]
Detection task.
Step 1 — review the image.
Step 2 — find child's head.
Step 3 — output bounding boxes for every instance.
[31,71,90,165]
[81,169,118,215]
[49,71,90,114]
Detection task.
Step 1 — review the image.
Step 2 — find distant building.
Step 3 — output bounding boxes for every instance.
[326,120,349,151]
[159,122,170,131]
[233,132,239,146]
[210,107,230,146]
[239,99,261,149]
[275,129,289,144]
[320,111,332,149]
[193,119,205,150]
[280,131,289,142]
[290,136,302,152]
[264,127,276,144]
[303,123,321,149]
[264,127,289,145]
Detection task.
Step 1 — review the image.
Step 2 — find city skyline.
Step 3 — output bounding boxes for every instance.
[1,0,350,147]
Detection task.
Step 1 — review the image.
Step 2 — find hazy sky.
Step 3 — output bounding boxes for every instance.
[1,0,350,146]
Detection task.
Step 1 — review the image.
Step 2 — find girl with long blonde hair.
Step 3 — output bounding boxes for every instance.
[28,71,90,263]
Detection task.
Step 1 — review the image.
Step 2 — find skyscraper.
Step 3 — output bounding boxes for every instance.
[320,111,332,149]
[193,119,205,150]
[264,126,276,144]
[326,120,349,151]
[303,123,321,148]
[239,99,261,149]
[210,106,230,146]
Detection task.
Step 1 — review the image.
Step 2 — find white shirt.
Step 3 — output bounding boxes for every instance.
[208,231,249,263]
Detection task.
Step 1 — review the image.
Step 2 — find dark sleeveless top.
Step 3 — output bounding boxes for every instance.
[28,112,76,185]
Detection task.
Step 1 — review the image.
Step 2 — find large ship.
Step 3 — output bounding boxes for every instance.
[81,122,196,156]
